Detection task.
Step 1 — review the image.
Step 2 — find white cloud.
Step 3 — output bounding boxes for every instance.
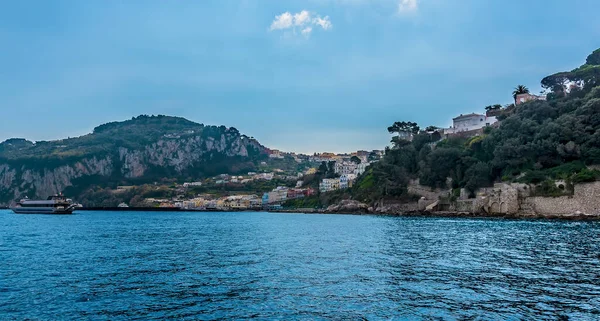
[269,10,333,38]
[398,0,418,13]
[313,16,333,30]
[301,27,313,37]
[270,12,293,30]
[294,10,311,26]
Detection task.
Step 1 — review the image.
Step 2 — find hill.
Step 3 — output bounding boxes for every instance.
[349,48,600,204]
[0,115,268,205]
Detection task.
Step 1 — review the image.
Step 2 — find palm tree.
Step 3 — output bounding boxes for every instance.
[512,85,530,103]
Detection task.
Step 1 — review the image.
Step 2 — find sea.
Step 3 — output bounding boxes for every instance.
[1,210,599,320]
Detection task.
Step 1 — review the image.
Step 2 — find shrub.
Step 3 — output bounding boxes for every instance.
[572,168,600,183]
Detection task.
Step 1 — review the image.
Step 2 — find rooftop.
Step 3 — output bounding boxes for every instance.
[453,113,485,121]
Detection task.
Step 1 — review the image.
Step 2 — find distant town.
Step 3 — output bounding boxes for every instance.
[118,149,383,211]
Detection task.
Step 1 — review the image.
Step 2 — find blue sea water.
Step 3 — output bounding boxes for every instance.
[1,210,600,320]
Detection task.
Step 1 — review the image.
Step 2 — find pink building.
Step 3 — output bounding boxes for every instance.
[515,93,546,105]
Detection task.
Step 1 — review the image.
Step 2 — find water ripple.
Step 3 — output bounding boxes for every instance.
[1,210,600,320]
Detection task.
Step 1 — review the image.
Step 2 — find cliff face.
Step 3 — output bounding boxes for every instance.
[117,134,260,178]
[0,115,267,205]
[0,156,113,204]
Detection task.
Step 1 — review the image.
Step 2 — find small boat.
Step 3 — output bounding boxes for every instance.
[11,194,77,214]
[117,202,129,208]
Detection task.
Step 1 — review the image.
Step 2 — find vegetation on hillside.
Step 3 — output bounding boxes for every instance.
[350,48,600,204]
[0,115,264,162]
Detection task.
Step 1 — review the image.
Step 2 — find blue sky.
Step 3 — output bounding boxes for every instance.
[1,0,599,154]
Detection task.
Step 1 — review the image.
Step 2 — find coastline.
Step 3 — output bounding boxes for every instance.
[272,209,600,220]
[66,207,600,220]
[76,207,226,212]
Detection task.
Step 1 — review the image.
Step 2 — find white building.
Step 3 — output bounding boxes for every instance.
[354,163,369,176]
[263,187,288,204]
[269,149,285,159]
[254,173,274,181]
[334,162,357,175]
[319,178,340,193]
[340,174,357,189]
[395,131,414,141]
[446,113,497,134]
[183,182,203,188]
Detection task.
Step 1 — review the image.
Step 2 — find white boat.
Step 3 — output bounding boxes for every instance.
[11,194,76,214]
[117,202,129,208]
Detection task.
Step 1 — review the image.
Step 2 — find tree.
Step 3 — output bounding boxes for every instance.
[327,161,337,178]
[541,72,571,96]
[463,162,493,194]
[387,121,420,135]
[318,161,328,176]
[571,65,600,90]
[484,104,502,111]
[227,127,240,135]
[586,48,600,66]
[367,151,379,162]
[390,136,412,148]
[388,121,420,148]
[350,156,361,164]
[512,85,530,104]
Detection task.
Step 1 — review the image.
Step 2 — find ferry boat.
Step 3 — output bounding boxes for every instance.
[11,194,77,214]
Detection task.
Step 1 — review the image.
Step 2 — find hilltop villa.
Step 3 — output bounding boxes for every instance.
[445,113,497,135]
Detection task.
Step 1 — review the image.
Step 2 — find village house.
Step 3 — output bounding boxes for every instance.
[515,93,546,105]
[340,174,357,189]
[396,131,414,141]
[268,149,285,159]
[445,113,497,135]
[334,162,357,175]
[354,162,368,176]
[183,182,203,188]
[254,173,274,181]
[262,186,289,205]
[319,178,340,193]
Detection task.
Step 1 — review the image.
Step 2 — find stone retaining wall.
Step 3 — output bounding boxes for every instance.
[525,181,600,215]
[407,180,449,201]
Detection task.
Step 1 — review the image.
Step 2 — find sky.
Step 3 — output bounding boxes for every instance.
[1,0,599,154]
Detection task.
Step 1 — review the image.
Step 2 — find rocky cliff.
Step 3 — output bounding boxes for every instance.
[0,115,268,205]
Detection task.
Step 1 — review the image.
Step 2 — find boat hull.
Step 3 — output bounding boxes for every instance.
[11,207,74,214]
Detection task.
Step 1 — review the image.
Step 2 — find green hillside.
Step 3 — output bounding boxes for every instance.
[351,48,600,204]
[0,115,269,204]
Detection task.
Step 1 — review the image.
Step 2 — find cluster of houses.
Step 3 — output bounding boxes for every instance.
[144,185,315,211]
[309,150,383,163]
[261,186,315,206]
[211,172,278,185]
[319,160,372,193]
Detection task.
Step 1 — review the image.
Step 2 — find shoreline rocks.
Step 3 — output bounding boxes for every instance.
[325,200,369,214]
[317,200,600,220]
